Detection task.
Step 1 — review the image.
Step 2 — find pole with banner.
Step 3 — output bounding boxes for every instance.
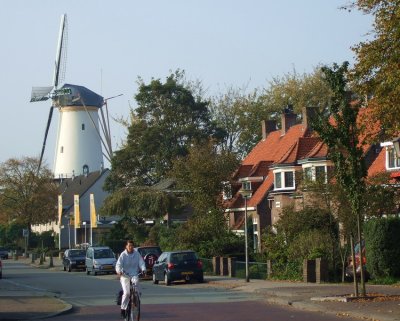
[90,193,97,245]
[74,195,81,246]
[58,195,63,250]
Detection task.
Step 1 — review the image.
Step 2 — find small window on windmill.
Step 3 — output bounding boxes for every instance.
[82,123,85,130]
[83,165,89,176]
[60,146,64,153]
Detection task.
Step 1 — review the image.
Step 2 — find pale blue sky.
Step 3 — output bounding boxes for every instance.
[0,0,372,169]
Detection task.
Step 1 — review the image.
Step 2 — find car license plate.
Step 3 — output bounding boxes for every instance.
[77,265,85,268]
[181,271,194,275]
[103,265,113,270]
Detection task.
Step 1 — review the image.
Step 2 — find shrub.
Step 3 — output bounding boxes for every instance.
[364,217,400,278]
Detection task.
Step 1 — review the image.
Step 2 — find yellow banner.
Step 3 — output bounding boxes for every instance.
[74,194,81,228]
[58,195,63,226]
[90,193,97,228]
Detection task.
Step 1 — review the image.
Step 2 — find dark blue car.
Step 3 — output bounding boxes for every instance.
[152,250,204,285]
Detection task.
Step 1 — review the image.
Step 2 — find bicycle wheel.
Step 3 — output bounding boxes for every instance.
[131,291,140,321]
[125,302,131,321]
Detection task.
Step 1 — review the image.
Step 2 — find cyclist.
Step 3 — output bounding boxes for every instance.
[116,240,146,319]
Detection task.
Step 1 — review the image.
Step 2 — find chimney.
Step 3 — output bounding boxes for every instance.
[261,120,277,140]
[302,106,318,130]
[281,105,297,135]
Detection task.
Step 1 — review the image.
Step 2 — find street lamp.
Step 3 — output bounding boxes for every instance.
[239,188,252,283]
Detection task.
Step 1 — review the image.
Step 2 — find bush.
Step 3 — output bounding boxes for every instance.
[364,217,400,278]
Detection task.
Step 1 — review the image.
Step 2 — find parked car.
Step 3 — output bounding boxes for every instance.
[135,246,162,277]
[62,249,86,272]
[0,248,9,260]
[152,250,204,285]
[0,258,2,279]
[85,246,116,275]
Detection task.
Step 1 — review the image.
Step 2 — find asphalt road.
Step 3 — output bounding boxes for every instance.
[6,262,357,321]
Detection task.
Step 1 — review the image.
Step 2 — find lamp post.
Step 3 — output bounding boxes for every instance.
[82,221,87,244]
[239,188,252,283]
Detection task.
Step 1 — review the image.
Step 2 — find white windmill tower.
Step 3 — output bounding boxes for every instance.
[30,14,113,178]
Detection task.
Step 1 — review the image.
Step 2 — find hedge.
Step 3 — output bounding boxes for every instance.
[364,217,400,278]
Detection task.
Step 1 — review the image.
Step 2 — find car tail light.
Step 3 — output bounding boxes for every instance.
[197,260,203,268]
[167,263,175,270]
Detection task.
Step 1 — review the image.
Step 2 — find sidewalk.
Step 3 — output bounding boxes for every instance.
[0,257,72,321]
[1,257,399,321]
[207,276,400,321]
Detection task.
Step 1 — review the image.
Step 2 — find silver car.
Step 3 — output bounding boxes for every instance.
[85,246,116,275]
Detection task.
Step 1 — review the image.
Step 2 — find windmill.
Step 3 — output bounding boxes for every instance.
[30,14,114,178]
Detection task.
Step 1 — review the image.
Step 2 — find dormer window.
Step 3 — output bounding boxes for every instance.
[302,163,328,183]
[242,181,251,191]
[387,147,400,169]
[273,169,295,190]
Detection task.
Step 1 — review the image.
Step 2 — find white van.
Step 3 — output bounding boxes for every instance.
[85,246,116,275]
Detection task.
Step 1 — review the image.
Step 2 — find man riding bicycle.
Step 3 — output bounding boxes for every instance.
[116,240,146,319]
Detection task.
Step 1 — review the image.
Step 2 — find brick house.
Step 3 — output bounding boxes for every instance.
[224,107,385,252]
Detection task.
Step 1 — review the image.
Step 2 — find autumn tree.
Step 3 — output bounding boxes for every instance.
[0,157,58,229]
[348,0,400,134]
[312,62,367,296]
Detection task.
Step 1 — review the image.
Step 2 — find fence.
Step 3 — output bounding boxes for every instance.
[202,257,328,282]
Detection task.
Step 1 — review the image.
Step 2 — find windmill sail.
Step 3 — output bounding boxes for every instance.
[31,14,68,174]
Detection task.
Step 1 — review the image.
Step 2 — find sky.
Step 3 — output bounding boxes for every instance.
[0,0,373,170]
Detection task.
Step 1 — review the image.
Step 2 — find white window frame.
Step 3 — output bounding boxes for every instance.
[273,168,295,191]
[301,162,328,183]
[386,146,400,170]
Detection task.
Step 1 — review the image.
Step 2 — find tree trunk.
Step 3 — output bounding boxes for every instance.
[356,213,366,296]
[350,236,358,297]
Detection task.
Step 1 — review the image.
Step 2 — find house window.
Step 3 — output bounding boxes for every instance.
[285,171,294,187]
[315,166,326,182]
[275,172,282,189]
[82,124,85,130]
[274,170,295,190]
[304,167,312,181]
[387,147,400,169]
[242,181,252,191]
[302,165,327,183]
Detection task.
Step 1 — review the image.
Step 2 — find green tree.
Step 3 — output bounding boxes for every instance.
[210,87,267,157]
[259,67,332,116]
[169,140,239,214]
[348,0,400,134]
[100,186,179,222]
[105,70,221,190]
[0,157,58,228]
[312,62,368,296]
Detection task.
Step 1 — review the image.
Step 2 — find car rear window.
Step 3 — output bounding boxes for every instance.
[170,252,197,263]
[138,247,161,257]
[70,250,86,257]
[94,249,114,259]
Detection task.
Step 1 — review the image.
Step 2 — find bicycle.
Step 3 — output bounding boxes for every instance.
[122,272,141,321]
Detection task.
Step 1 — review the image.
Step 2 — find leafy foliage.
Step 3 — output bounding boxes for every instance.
[364,217,400,278]
[169,140,239,214]
[100,186,179,221]
[0,157,58,227]
[105,71,220,190]
[348,0,400,134]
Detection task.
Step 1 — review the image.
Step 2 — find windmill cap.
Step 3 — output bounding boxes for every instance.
[54,83,104,108]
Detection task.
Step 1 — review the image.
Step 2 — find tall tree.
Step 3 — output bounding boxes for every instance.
[312,62,367,296]
[169,140,239,214]
[105,70,221,191]
[348,0,400,134]
[0,157,58,228]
